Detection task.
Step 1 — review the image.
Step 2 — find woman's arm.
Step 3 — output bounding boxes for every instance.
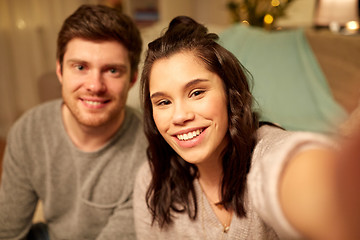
[280,148,339,240]
[280,127,360,240]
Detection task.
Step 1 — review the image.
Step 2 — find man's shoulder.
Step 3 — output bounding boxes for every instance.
[8,99,62,138]
[17,99,61,121]
[123,106,144,136]
[125,105,142,122]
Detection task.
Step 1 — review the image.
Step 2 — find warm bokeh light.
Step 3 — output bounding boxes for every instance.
[346,21,360,30]
[271,0,280,7]
[16,19,26,30]
[264,14,274,24]
[315,0,359,27]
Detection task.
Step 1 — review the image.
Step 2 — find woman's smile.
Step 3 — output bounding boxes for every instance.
[175,128,204,141]
[171,127,208,149]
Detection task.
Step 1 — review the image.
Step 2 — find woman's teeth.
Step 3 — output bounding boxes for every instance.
[177,129,202,141]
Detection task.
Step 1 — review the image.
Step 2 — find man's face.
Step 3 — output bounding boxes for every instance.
[56,38,135,129]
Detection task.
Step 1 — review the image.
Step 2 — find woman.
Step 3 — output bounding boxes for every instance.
[134,16,345,239]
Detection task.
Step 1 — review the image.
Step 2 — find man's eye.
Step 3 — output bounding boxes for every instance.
[107,68,124,77]
[76,65,84,71]
[109,68,118,74]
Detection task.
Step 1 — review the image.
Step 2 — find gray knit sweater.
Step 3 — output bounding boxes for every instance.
[0,99,147,240]
[133,125,334,240]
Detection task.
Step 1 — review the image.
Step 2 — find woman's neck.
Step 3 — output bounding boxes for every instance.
[197,159,223,203]
[197,161,233,231]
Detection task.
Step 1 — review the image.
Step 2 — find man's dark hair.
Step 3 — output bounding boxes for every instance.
[57,4,142,80]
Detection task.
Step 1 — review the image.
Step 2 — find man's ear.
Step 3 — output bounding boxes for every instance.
[56,60,63,84]
[130,72,138,88]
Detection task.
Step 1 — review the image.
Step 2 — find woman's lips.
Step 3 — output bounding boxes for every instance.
[176,129,203,141]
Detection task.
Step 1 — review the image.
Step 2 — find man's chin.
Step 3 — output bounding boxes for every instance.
[76,115,110,128]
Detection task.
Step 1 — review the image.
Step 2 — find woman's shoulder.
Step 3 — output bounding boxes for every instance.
[256,124,335,154]
[253,124,336,176]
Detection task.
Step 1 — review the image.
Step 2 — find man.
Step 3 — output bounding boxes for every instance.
[0,4,145,239]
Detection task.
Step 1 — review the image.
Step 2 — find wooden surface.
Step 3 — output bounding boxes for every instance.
[306,29,360,114]
[0,138,5,180]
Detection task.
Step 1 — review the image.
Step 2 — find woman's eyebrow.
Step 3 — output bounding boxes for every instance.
[150,91,166,99]
[150,79,209,99]
[184,78,209,89]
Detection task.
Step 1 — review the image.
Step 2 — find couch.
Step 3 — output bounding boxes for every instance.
[1,21,359,225]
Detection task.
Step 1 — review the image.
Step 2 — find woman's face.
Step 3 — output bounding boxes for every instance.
[149,51,229,167]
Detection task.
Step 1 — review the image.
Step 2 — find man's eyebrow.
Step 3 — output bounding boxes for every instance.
[65,59,127,69]
[66,58,86,64]
[103,63,127,69]
[150,79,209,100]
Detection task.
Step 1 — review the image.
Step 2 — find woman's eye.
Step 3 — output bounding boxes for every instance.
[190,90,205,98]
[156,99,171,106]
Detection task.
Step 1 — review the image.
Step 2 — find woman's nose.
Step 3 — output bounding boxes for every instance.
[172,102,195,125]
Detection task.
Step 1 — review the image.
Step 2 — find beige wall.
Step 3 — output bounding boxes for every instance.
[0,0,318,138]
[124,0,317,27]
[159,0,316,27]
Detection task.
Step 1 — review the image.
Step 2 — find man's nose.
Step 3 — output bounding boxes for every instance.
[86,71,106,93]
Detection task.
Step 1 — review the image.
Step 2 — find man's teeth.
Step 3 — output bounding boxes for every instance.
[84,100,102,106]
[177,129,202,141]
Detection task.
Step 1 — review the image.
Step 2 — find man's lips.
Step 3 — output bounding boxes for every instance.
[80,98,111,108]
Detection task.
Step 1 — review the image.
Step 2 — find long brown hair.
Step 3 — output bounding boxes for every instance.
[140,16,259,228]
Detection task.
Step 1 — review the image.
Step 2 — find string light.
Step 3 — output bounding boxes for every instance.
[271,0,280,7]
[264,14,274,25]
